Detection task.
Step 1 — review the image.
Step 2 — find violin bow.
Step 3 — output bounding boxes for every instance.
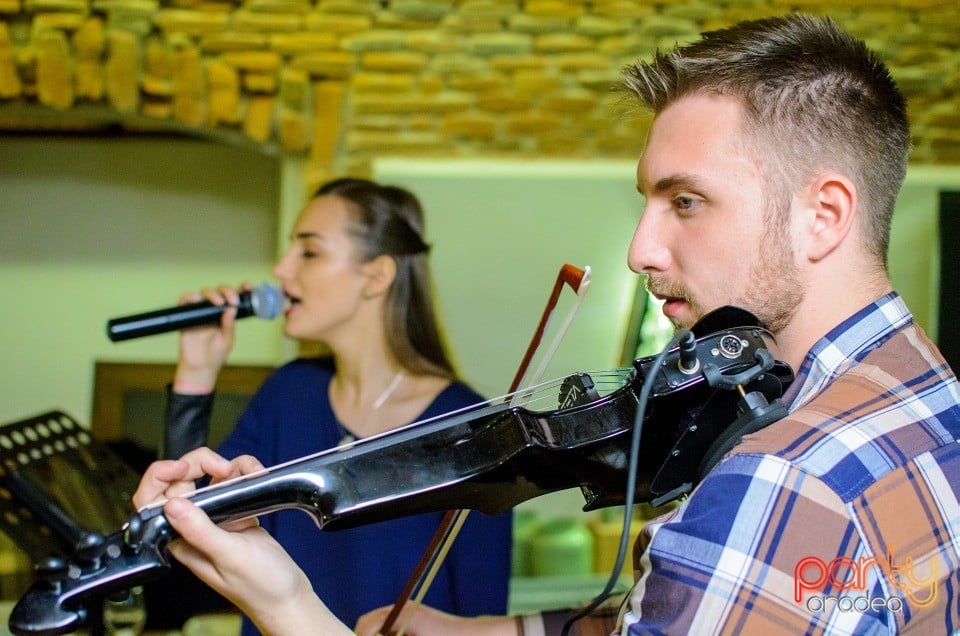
[378,263,592,636]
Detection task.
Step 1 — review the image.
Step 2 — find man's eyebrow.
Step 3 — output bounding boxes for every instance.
[636,172,706,195]
[649,174,703,194]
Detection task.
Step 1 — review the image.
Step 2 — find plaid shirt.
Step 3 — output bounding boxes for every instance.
[528,293,960,636]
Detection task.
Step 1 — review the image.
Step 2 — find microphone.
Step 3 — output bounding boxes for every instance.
[106,282,284,342]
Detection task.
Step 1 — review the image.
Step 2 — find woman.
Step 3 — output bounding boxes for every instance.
[162,178,512,632]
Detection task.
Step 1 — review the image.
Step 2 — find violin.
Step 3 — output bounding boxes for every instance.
[9,307,793,636]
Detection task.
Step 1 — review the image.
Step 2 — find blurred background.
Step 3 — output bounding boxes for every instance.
[1,0,958,631]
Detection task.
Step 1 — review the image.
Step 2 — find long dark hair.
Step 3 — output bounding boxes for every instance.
[314,177,456,379]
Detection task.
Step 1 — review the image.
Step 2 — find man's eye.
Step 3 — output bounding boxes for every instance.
[674,196,699,212]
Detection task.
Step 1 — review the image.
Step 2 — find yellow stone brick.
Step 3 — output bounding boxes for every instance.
[33,13,86,30]
[279,110,309,151]
[143,40,171,79]
[534,33,595,53]
[268,31,337,55]
[513,70,562,94]
[0,22,21,97]
[24,0,87,13]
[141,73,173,96]
[555,53,611,72]
[279,66,308,110]
[405,30,461,54]
[199,32,268,52]
[418,73,442,93]
[34,29,73,109]
[524,0,584,19]
[311,80,345,165]
[505,112,563,134]
[154,9,230,35]
[0,0,22,13]
[141,99,172,118]
[172,44,205,125]
[351,71,415,93]
[440,112,496,139]
[291,51,356,78]
[345,129,444,153]
[447,71,506,92]
[476,91,532,113]
[341,29,404,53]
[207,59,240,123]
[361,51,427,72]
[244,0,310,12]
[106,30,139,111]
[232,9,302,32]
[74,58,103,98]
[72,17,104,57]
[92,0,157,15]
[315,0,377,16]
[543,89,597,113]
[219,50,282,72]
[408,113,432,131]
[243,72,276,93]
[352,91,471,115]
[489,54,548,72]
[244,93,274,142]
[206,57,235,87]
[304,11,371,33]
[352,114,404,130]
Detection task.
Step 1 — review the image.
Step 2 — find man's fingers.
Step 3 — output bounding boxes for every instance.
[133,459,189,507]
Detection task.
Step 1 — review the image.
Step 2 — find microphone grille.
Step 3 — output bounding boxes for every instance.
[251,283,284,319]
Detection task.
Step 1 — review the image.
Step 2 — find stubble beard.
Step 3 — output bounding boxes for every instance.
[645,218,804,336]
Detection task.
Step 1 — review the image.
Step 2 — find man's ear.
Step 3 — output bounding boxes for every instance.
[804,174,857,261]
[362,254,397,299]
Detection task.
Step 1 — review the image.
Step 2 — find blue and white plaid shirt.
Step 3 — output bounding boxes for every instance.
[532,293,960,636]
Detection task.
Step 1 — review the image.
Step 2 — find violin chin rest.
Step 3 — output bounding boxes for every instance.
[8,586,83,636]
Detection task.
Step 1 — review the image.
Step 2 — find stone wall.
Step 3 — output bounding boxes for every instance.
[0,0,957,192]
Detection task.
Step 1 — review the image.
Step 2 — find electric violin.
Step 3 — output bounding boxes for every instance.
[9,306,793,636]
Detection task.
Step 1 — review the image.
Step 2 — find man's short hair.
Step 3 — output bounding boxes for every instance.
[622,14,910,268]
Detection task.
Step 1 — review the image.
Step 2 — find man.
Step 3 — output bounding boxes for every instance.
[136,13,959,635]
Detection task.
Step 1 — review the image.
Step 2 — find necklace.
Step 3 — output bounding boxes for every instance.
[337,371,405,447]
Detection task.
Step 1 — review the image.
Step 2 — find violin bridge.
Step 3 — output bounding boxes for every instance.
[558,372,601,409]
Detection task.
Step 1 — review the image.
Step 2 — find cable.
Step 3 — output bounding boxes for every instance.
[560,330,688,636]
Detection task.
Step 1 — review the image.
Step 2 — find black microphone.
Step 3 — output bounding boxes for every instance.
[106,282,284,342]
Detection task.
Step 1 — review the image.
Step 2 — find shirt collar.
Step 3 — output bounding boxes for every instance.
[782,292,913,411]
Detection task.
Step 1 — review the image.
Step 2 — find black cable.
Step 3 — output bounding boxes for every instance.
[560,330,688,636]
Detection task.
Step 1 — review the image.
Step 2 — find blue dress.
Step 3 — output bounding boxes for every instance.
[217,358,513,633]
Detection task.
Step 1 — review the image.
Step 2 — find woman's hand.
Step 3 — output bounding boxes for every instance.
[355,604,519,636]
[133,449,352,636]
[173,283,251,393]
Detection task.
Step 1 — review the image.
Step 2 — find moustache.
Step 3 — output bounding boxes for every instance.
[645,276,689,302]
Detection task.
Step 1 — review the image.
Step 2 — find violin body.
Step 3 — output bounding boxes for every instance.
[10,309,792,636]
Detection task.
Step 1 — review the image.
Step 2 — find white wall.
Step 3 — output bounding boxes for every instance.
[0,136,284,426]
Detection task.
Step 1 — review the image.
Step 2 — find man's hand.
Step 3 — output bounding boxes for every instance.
[133,449,352,636]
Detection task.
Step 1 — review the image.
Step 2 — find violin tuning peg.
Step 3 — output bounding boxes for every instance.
[35,556,68,589]
[75,532,108,571]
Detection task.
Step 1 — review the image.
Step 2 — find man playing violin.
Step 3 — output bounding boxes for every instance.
[133,13,960,636]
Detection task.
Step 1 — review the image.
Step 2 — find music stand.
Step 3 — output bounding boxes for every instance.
[0,410,142,562]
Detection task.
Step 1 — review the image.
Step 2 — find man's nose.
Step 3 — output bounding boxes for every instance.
[627,211,671,274]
